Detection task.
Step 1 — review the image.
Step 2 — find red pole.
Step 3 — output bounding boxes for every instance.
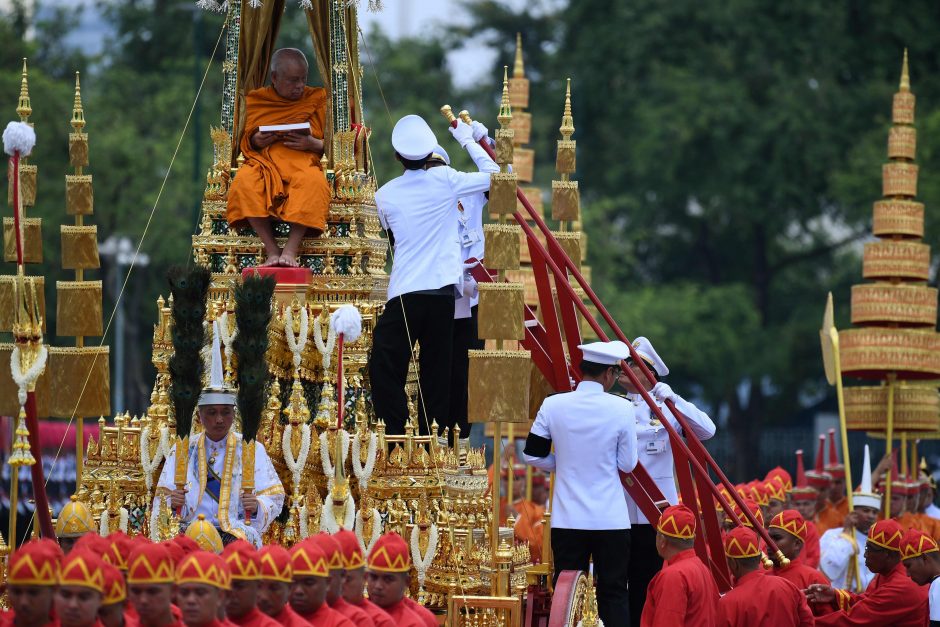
[24,392,54,539]
[10,153,23,265]
[336,335,345,430]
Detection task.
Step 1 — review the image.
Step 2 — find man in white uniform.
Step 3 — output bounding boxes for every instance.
[369,114,498,436]
[157,326,284,547]
[819,444,881,591]
[522,340,638,627]
[615,336,715,627]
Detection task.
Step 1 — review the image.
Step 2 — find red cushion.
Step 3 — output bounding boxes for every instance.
[241,266,312,285]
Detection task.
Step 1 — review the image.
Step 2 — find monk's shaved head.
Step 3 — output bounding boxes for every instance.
[271,48,308,76]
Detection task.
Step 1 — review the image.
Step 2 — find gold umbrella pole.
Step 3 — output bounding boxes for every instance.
[885,373,896,518]
[829,327,854,510]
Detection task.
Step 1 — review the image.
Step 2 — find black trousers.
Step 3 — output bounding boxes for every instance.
[369,293,454,436]
[628,524,660,627]
[551,528,631,627]
[446,304,484,435]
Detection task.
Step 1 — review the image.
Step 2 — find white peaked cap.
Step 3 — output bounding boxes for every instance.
[854,443,882,510]
[578,340,630,366]
[429,144,450,165]
[631,336,669,377]
[391,114,437,161]
[199,319,235,406]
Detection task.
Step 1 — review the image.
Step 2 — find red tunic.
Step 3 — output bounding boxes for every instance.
[800,520,821,568]
[228,608,282,627]
[815,562,928,626]
[329,600,373,627]
[400,599,435,627]
[0,610,57,627]
[295,605,354,627]
[718,569,814,627]
[348,601,394,627]
[375,602,422,627]
[773,560,831,616]
[270,606,311,627]
[640,549,719,627]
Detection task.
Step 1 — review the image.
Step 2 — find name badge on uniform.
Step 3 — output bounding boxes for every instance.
[645,440,667,455]
[460,231,474,246]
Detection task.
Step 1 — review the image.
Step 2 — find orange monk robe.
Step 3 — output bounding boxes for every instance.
[513,499,546,562]
[898,511,940,541]
[817,498,849,534]
[227,86,331,233]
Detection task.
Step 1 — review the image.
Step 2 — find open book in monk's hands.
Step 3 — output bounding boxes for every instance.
[258,122,311,135]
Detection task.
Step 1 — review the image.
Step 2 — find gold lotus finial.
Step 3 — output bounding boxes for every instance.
[513,33,524,78]
[497,66,512,127]
[900,48,910,93]
[17,58,31,122]
[71,72,85,131]
[560,78,574,140]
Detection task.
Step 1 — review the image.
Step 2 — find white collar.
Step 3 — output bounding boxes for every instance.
[576,380,605,393]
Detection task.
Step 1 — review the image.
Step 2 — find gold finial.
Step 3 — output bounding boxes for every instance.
[71,72,85,131]
[513,33,524,78]
[900,48,910,92]
[497,66,512,127]
[439,104,456,124]
[16,58,31,122]
[458,110,472,125]
[560,78,574,139]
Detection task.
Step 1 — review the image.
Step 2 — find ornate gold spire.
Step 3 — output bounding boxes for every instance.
[497,66,512,127]
[71,72,85,132]
[16,58,31,122]
[513,32,524,78]
[560,78,574,140]
[900,48,910,92]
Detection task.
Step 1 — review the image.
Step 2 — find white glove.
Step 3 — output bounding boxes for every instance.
[471,121,489,142]
[449,121,474,148]
[651,382,678,403]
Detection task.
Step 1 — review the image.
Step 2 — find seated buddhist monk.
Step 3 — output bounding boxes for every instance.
[227,47,330,267]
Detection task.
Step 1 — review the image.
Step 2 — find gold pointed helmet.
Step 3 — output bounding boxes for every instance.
[55,495,96,538]
[185,514,224,554]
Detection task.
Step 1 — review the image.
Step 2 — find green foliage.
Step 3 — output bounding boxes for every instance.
[234,274,276,443]
[167,264,210,439]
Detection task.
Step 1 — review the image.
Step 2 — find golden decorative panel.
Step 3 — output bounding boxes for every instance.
[553,231,582,269]
[0,344,50,417]
[7,165,38,207]
[0,275,45,333]
[862,240,930,281]
[56,280,103,337]
[888,125,916,160]
[483,224,520,271]
[489,172,519,216]
[66,174,94,216]
[515,186,543,220]
[551,180,580,222]
[882,162,918,197]
[839,327,940,379]
[3,217,42,263]
[845,385,939,432]
[468,350,531,423]
[61,225,100,270]
[495,129,515,164]
[513,148,534,184]
[556,139,576,174]
[508,110,531,145]
[872,199,924,238]
[851,283,937,327]
[508,76,530,109]
[893,91,915,125]
[48,346,111,418]
[69,132,88,169]
[478,283,525,341]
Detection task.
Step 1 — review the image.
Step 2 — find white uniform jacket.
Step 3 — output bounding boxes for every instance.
[522,380,638,530]
[155,431,284,547]
[624,392,716,524]
[819,526,875,592]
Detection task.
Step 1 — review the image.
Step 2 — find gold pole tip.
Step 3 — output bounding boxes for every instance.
[900,48,910,92]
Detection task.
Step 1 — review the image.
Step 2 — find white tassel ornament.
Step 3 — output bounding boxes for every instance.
[3,121,36,156]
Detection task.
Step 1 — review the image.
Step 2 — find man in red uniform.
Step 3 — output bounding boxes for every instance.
[718,526,814,626]
[55,550,107,627]
[899,528,940,623]
[639,504,719,626]
[175,552,231,627]
[724,498,763,531]
[768,510,830,615]
[126,543,182,627]
[255,546,307,627]
[1,539,62,627]
[221,541,280,627]
[365,533,424,626]
[804,434,833,524]
[332,531,393,627]
[288,539,353,627]
[807,519,929,625]
[309,535,374,627]
[789,450,821,567]
[99,562,136,627]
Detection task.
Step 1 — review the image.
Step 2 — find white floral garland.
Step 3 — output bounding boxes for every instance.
[410,523,438,588]
[312,311,336,370]
[149,496,165,541]
[355,508,383,556]
[284,306,309,370]
[218,311,237,374]
[140,425,166,492]
[299,503,309,539]
[319,430,350,487]
[99,507,129,535]
[282,422,311,489]
[320,492,355,534]
[159,426,172,459]
[351,432,378,491]
[10,345,48,406]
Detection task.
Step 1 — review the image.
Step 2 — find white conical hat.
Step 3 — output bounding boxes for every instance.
[854,443,882,510]
[198,319,235,406]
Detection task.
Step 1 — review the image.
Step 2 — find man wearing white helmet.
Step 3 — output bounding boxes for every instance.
[618,336,716,627]
[369,114,498,437]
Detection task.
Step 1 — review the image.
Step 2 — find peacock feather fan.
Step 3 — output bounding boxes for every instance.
[166,265,211,439]
[233,273,275,444]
